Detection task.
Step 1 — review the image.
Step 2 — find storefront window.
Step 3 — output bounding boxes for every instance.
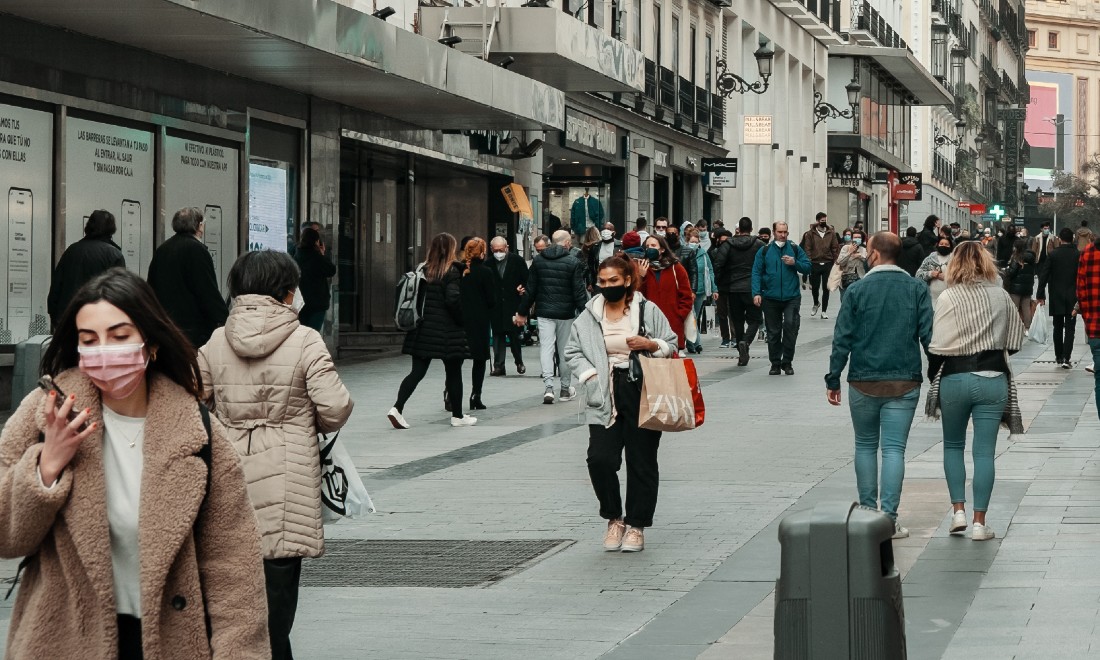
[544,185,610,236]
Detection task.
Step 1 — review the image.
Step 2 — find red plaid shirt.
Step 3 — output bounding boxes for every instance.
[1077,242,1100,338]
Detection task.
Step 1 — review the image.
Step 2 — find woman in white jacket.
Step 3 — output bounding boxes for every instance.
[198,250,354,660]
[565,254,678,554]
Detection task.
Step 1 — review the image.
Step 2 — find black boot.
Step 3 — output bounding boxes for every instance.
[470,394,487,410]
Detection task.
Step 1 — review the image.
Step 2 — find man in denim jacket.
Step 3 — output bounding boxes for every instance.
[825,231,933,539]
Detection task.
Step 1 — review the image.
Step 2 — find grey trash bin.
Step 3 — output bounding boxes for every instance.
[11,335,51,410]
[774,501,905,660]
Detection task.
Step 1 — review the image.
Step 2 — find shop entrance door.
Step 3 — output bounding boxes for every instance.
[654,174,669,219]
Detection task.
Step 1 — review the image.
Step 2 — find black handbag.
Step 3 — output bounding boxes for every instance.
[627,300,650,383]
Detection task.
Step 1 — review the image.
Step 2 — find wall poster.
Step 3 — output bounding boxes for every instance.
[164,134,240,291]
[64,116,155,275]
[248,161,289,252]
[0,104,53,343]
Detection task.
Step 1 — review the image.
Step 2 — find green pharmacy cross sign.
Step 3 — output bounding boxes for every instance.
[989,205,1006,220]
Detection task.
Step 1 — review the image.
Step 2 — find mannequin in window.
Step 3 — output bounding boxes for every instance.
[570,188,604,238]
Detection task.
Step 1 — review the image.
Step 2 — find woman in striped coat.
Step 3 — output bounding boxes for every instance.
[925,242,1026,542]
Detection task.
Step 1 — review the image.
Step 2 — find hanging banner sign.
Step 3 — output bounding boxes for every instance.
[969,203,987,215]
[501,183,533,217]
[743,115,773,145]
[701,158,738,188]
[894,173,923,201]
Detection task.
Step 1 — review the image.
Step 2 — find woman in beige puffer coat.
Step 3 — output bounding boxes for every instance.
[197,250,354,660]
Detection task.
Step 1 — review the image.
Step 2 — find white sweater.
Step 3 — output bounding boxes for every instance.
[101,407,145,617]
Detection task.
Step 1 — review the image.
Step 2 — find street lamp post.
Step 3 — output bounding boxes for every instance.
[1044,114,1071,232]
[812,78,862,132]
[715,45,775,97]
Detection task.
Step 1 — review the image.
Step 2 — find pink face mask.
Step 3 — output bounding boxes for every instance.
[78,343,148,400]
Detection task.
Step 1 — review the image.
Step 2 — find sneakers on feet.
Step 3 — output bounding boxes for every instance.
[450,415,477,427]
[1088,365,1096,374]
[603,519,626,551]
[621,527,645,552]
[1061,362,1073,370]
[811,304,819,317]
[821,311,829,320]
[736,341,749,366]
[543,387,556,404]
[949,510,967,534]
[720,341,731,349]
[891,521,910,539]
[559,386,576,402]
[387,407,410,429]
[971,523,995,541]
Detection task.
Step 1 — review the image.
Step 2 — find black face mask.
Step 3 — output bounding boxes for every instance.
[598,284,628,303]
[936,245,952,256]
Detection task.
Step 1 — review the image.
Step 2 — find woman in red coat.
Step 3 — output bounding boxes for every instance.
[636,235,695,350]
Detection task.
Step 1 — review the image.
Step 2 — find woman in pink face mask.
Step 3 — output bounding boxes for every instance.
[0,268,269,660]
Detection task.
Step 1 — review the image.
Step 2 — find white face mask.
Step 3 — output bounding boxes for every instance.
[493,251,507,261]
[600,229,614,241]
[290,288,305,313]
[774,240,787,248]
[655,230,666,237]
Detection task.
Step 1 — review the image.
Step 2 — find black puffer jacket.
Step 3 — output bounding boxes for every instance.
[403,262,470,360]
[294,247,336,314]
[47,236,126,327]
[1004,251,1037,297]
[518,245,588,320]
[898,236,925,277]
[710,235,763,293]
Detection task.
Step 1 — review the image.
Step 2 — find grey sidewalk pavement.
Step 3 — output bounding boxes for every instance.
[2,298,1098,659]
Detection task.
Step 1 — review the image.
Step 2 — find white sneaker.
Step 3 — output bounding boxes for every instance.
[387,407,410,429]
[891,521,909,539]
[543,387,555,404]
[450,415,478,427]
[949,510,967,534]
[811,304,819,317]
[559,387,577,402]
[971,523,995,541]
[821,312,829,320]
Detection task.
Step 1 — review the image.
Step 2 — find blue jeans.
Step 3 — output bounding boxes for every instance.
[939,373,1008,512]
[687,295,706,351]
[1091,339,1100,421]
[849,386,919,520]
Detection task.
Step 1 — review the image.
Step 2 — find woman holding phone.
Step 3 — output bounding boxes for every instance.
[0,268,269,659]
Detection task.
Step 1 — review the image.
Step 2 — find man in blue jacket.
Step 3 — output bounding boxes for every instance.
[825,231,933,539]
[751,221,811,375]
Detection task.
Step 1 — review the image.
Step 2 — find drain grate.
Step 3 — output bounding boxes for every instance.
[301,539,572,588]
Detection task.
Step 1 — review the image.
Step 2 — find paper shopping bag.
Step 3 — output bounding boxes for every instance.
[638,356,703,432]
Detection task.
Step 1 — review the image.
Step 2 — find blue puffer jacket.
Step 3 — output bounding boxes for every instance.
[825,266,933,390]
[751,241,812,301]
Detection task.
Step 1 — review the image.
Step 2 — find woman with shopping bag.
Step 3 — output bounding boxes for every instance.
[565,255,679,554]
[198,250,354,660]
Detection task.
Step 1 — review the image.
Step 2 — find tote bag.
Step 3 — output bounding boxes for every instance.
[637,355,706,432]
[319,432,376,524]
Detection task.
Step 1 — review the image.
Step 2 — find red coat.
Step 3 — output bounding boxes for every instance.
[640,262,694,349]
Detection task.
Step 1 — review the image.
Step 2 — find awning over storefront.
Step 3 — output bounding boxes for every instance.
[1,0,565,131]
[829,46,953,107]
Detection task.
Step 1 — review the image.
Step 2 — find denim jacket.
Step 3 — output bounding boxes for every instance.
[825,265,933,390]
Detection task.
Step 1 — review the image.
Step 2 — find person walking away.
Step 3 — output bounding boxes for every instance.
[198,251,353,659]
[917,236,954,308]
[926,242,1026,541]
[1004,238,1037,330]
[636,235,694,353]
[1077,236,1100,416]
[388,233,475,428]
[898,227,925,276]
[1,268,269,659]
[1037,228,1081,368]
[917,215,940,257]
[1076,221,1094,251]
[516,230,588,404]
[752,221,812,375]
[459,238,496,409]
[800,212,840,318]
[996,225,1017,269]
[147,207,229,348]
[565,255,678,553]
[294,226,336,331]
[634,216,650,243]
[570,188,604,237]
[711,217,763,364]
[826,233,933,539]
[684,228,716,354]
[47,209,126,330]
[1030,220,1060,270]
[579,226,604,290]
[836,230,869,302]
[488,237,529,376]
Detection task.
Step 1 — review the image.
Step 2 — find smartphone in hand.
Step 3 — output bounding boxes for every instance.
[37,376,89,432]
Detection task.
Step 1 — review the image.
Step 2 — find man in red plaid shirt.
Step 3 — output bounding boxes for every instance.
[1076,237,1100,419]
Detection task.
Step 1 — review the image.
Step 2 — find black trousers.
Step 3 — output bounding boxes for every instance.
[728,292,762,345]
[762,297,800,366]
[492,327,524,369]
[716,292,733,342]
[395,356,465,418]
[471,360,486,396]
[265,557,303,660]
[587,371,662,528]
[118,615,143,660]
[1053,314,1078,362]
[809,262,832,310]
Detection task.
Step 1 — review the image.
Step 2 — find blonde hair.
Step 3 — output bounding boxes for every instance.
[946,241,999,285]
[462,237,487,276]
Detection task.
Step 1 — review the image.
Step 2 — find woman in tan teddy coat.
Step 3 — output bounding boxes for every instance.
[0,268,269,659]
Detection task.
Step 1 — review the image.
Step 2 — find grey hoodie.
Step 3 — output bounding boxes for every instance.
[565,293,678,427]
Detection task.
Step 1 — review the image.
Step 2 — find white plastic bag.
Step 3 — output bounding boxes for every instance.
[1028,311,1050,344]
[319,433,376,524]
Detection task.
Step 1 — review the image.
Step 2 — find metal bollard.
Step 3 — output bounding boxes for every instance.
[774,501,906,660]
[11,335,51,410]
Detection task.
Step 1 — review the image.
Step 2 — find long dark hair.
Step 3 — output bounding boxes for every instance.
[425,233,458,283]
[41,268,203,398]
[598,254,641,307]
[644,234,679,269]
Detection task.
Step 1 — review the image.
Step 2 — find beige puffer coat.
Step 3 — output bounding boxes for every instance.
[198,294,354,559]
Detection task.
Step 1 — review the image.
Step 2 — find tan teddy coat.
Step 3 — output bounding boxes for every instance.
[198,294,354,560]
[0,370,271,659]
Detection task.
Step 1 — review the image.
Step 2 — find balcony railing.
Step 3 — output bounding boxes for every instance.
[644,58,657,103]
[626,58,722,143]
[677,76,695,128]
[855,1,907,49]
[658,66,676,110]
